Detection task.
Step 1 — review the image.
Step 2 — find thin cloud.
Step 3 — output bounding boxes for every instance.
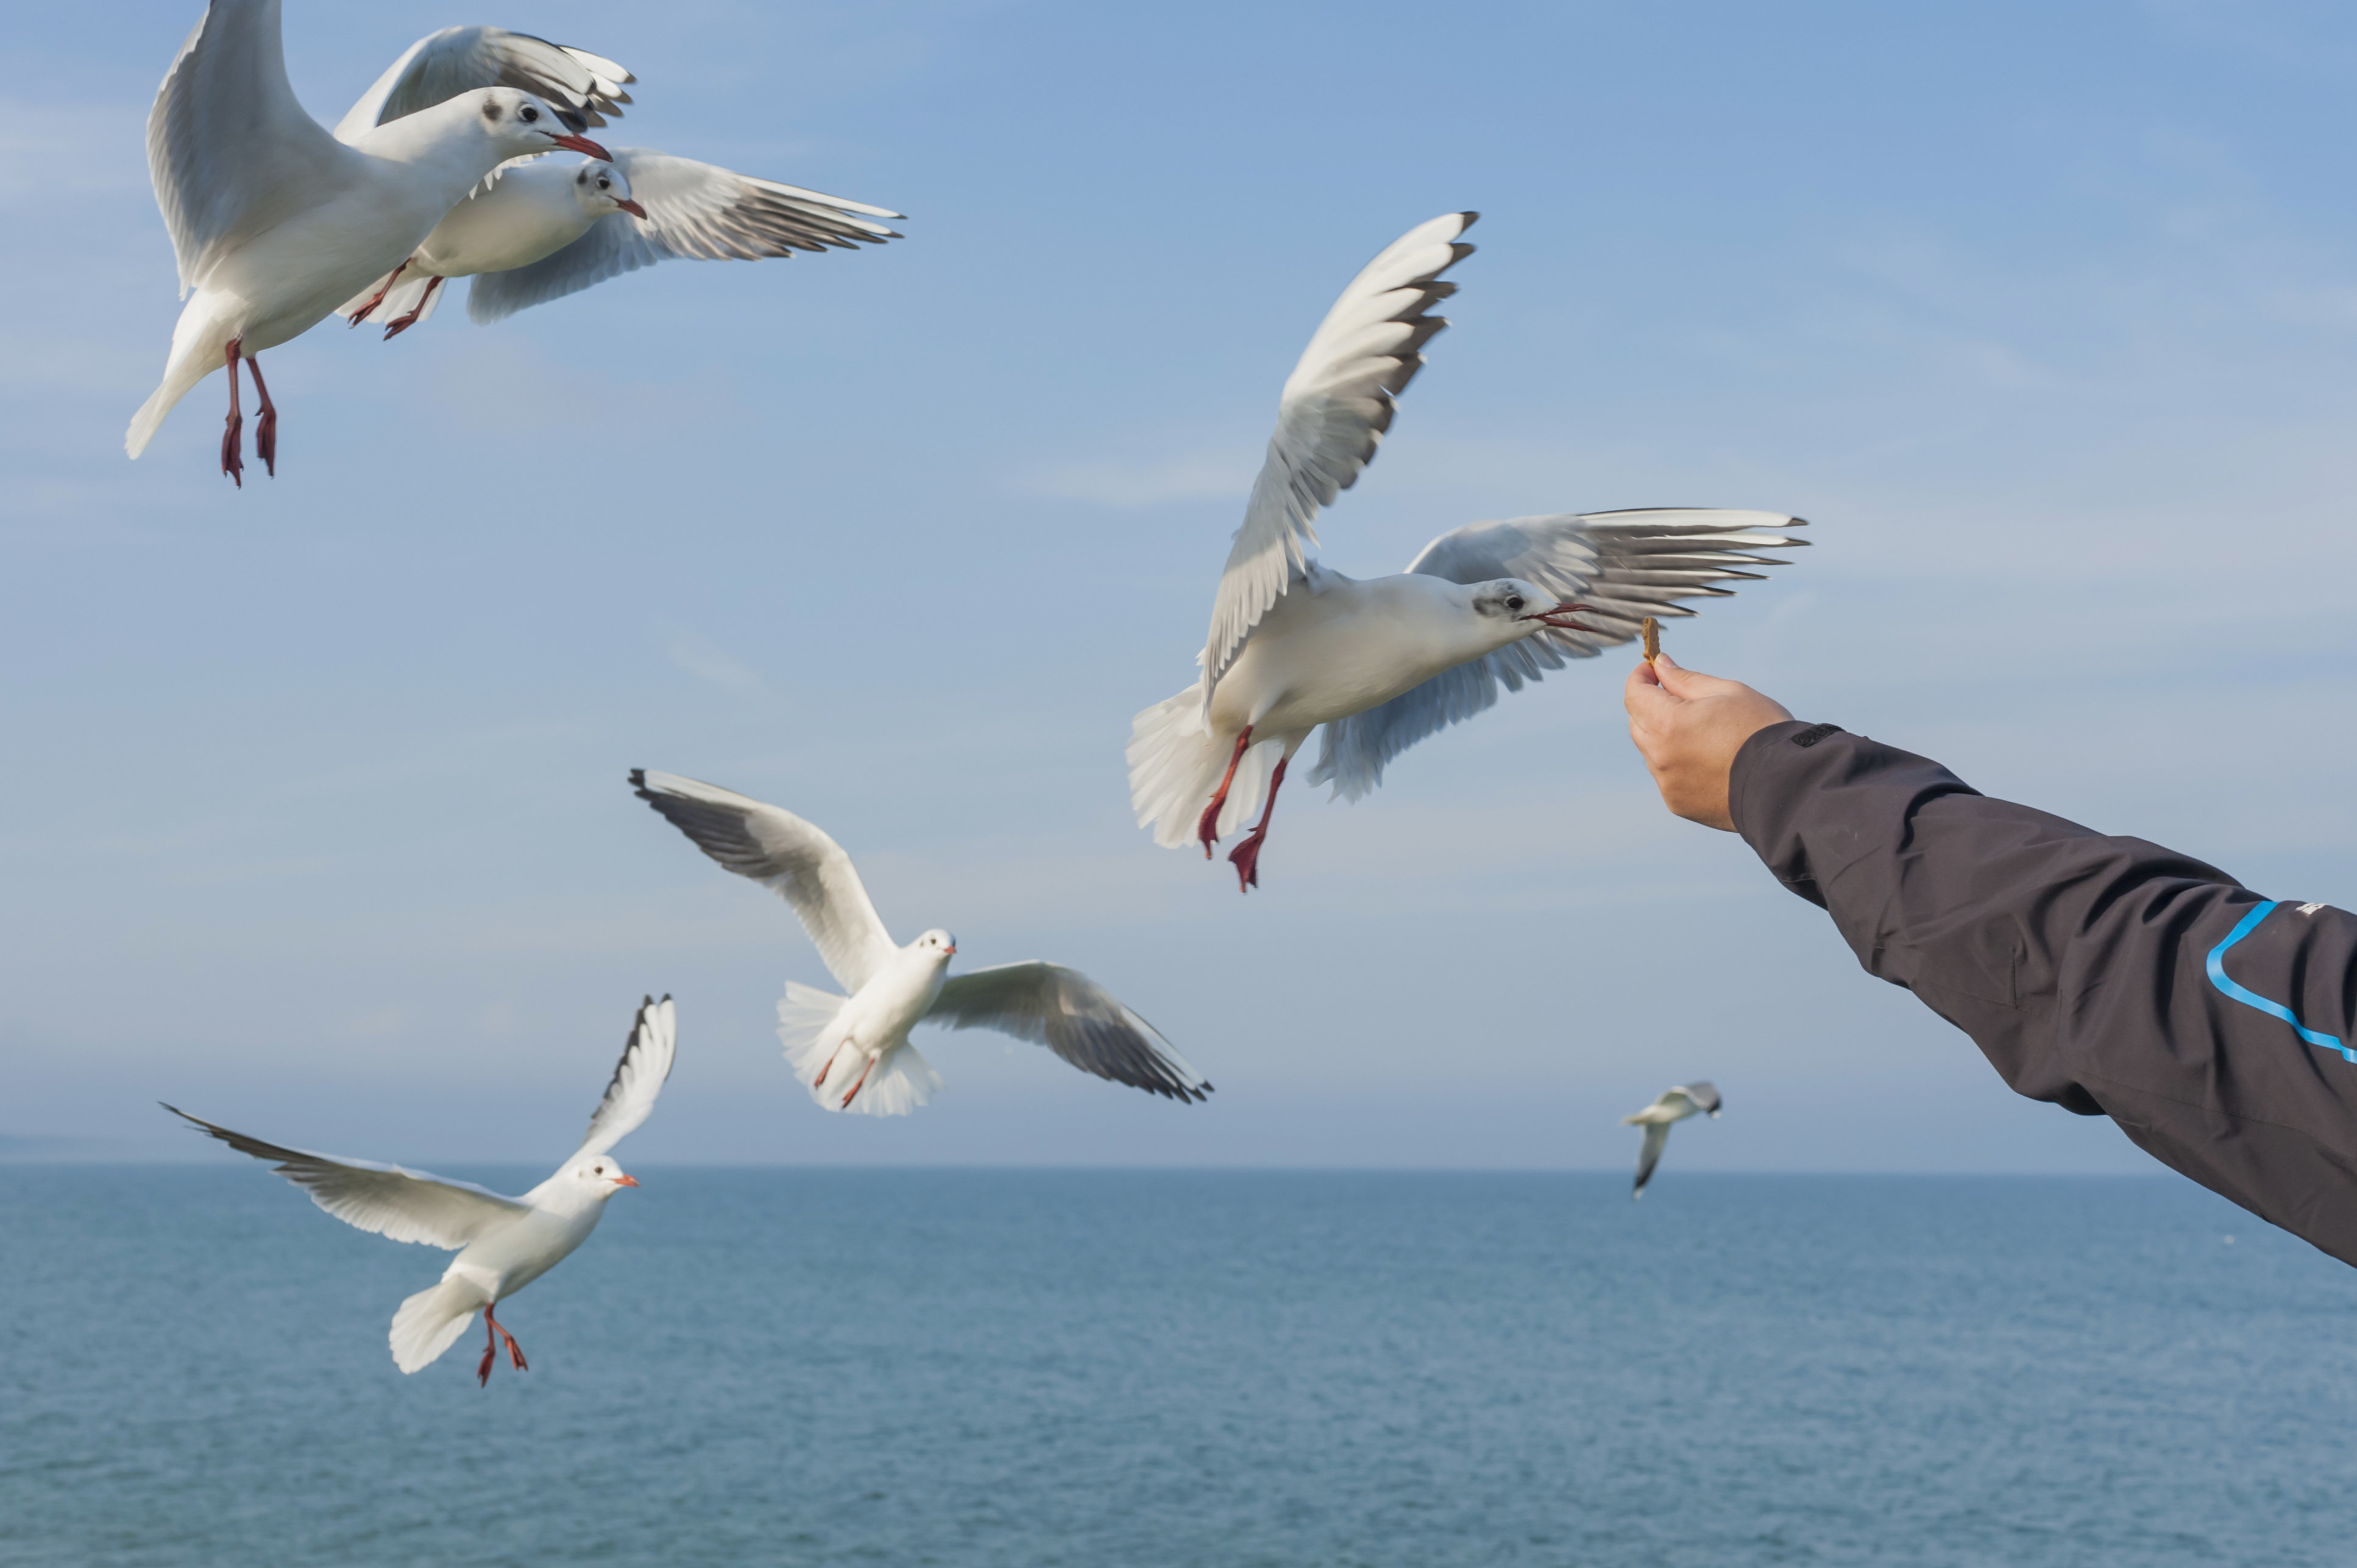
[1025,450,1253,507]
[667,629,766,692]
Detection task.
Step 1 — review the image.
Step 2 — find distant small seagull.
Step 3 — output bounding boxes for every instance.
[127,2,621,481]
[1127,211,1806,889]
[631,769,1210,1115]
[1623,1082,1721,1199]
[164,995,673,1384]
[339,150,903,337]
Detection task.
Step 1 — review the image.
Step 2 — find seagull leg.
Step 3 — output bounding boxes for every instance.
[840,1054,877,1109]
[347,259,410,327]
[381,276,443,340]
[244,354,278,478]
[218,339,243,487]
[477,1312,498,1386]
[1225,757,1288,892]
[1195,727,1253,857]
[481,1300,528,1382]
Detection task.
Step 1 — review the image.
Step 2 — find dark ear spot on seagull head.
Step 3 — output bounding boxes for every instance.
[1472,579,1539,620]
[577,164,647,219]
[1484,577,1600,635]
[497,91,612,160]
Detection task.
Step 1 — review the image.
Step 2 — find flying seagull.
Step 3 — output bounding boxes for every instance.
[340,150,903,338]
[128,1,616,482]
[631,769,1209,1116]
[1126,212,1806,889]
[164,994,674,1384]
[1623,1081,1721,1199]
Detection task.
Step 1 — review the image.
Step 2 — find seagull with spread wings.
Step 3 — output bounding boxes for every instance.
[165,995,674,1385]
[1126,212,1808,890]
[1623,1081,1721,1200]
[127,3,620,481]
[632,770,1208,1117]
[339,150,902,338]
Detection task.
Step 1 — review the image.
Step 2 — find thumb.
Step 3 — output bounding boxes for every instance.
[1625,659,1678,719]
[1650,652,1732,701]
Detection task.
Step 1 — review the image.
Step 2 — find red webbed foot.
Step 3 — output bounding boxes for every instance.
[1196,727,1255,858]
[245,355,277,478]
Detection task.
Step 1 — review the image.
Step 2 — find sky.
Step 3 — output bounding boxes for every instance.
[7,0,2357,1173]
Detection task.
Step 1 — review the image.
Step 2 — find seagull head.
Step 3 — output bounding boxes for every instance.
[570,1156,640,1198]
[1470,579,1602,645]
[572,161,648,220]
[913,928,958,965]
[474,89,613,162]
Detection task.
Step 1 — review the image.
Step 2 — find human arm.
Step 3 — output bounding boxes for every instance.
[1626,657,2357,1267]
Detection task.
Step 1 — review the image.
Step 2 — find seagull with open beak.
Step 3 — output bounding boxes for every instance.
[127,0,625,481]
[1127,212,1808,891]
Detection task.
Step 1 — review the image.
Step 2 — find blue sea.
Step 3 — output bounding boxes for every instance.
[5,1168,2355,1566]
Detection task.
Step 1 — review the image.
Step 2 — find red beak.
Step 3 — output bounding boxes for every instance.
[614,1174,639,1188]
[615,198,648,219]
[1519,601,1604,633]
[549,133,613,160]
[945,945,957,957]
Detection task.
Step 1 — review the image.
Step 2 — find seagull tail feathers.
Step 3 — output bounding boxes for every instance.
[126,295,238,459]
[843,1045,941,1118]
[1126,686,1276,849]
[389,1278,482,1374]
[778,984,943,1118]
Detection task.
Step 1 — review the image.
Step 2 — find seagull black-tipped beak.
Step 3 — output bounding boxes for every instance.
[548,132,613,160]
[614,197,648,219]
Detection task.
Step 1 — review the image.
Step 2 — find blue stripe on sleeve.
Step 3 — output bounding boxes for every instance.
[2204,900,2356,1062]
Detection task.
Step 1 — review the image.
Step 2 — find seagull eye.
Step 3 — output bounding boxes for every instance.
[594,1165,604,1174]
[521,105,540,124]
[1506,596,1525,612]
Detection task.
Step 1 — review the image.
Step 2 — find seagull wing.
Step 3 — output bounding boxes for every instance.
[926,962,1211,1103]
[164,1105,528,1247]
[631,769,899,994]
[1307,511,1806,800]
[148,0,361,298]
[1200,213,1476,705]
[465,150,902,324]
[573,995,676,1160]
[1632,1121,1672,1199]
[1676,1081,1722,1116]
[333,26,633,142]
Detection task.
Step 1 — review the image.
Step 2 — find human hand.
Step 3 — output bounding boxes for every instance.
[1623,653,1794,832]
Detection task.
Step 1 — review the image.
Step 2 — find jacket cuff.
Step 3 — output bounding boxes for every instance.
[1728,720,1843,840]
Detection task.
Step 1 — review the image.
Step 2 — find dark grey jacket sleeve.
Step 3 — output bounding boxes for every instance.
[1731,719,2357,1266]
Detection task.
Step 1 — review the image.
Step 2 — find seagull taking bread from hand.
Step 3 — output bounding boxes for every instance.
[1125,212,1807,889]
[165,995,675,1384]
[632,769,1208,1116]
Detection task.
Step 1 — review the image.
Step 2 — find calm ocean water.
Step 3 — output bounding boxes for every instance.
[5,1167,2355,1567]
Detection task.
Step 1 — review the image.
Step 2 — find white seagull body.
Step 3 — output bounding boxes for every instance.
[1125,212,1807,889]
[340,149,902,337]
[632,769,1210,1117]
[1622,1081,1721,1199]
[128,2,618,481]
[166,995,675,1383]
